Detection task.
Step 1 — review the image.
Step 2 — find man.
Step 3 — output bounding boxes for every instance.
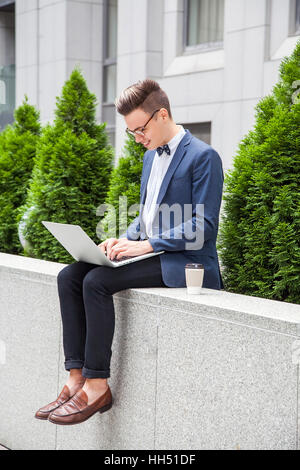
[102,79,224,289]
[35,78,224,426]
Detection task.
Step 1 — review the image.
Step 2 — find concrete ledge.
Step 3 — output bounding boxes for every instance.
[0,252,300,450]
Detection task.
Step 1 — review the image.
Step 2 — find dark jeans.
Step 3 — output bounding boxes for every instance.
[57,255,166,379]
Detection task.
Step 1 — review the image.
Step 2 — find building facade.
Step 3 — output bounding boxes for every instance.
[0,0,299,171]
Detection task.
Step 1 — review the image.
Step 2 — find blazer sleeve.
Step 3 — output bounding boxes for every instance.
[148,148,224,252]
[119,215,141,240]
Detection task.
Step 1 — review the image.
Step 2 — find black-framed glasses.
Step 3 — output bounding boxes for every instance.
[126,109,160,138]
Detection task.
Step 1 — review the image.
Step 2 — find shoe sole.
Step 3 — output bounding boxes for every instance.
[48,401,113,426]
[34,414,49,421]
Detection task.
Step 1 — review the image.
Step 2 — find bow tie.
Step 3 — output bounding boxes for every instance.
[156,144,171,156]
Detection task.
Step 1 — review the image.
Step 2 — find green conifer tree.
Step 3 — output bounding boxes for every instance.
[0,96,41,254]
[218,41,300,304]
[100,136,145,239]
[17,68,113,263]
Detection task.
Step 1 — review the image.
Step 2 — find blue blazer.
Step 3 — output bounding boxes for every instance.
[121,129,224,290]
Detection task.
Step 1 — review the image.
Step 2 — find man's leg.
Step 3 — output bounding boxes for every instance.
[47,255,166,423]
[81,255,166,380]
[35,261,101,420]
[57,261,101,373]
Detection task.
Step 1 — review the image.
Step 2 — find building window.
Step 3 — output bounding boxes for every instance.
[0,65,15,131]
[185,0,224,50]
[103,0,117,146]
[0,1,15,132]
[180,122,211,145]
[290,0,300,35]
[295,0,300,34]
[0,80,5,104]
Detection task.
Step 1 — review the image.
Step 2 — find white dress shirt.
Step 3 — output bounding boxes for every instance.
[142,125,186,238]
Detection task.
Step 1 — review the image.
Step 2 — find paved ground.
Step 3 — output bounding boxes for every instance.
[0,444,9,450]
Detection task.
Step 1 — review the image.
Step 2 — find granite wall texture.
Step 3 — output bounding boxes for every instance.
[0,252,300,450]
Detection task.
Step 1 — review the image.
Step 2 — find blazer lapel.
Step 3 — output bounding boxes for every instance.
[140,150,156,206]
[155,129,192,208]
[139,129,192,233]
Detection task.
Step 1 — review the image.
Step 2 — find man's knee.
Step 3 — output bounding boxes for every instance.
[57,262,82,286]
[83,267,111,295]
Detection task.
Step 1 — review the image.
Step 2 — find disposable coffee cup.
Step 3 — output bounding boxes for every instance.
[185,263,204,294]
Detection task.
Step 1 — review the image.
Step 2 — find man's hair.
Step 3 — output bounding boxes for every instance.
[115,78,173,120]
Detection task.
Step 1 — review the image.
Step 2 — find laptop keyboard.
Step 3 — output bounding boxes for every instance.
[111,255,139,263]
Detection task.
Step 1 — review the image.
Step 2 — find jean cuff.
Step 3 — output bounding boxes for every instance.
[64,359,84,371]
[82,366,110,379]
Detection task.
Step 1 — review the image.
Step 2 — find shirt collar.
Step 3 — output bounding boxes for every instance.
[166,125,186,154]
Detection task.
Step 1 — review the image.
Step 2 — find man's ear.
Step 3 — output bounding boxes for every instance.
[160,108,169,121]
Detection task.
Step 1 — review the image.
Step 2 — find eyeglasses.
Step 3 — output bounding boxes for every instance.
[126,109,160,138]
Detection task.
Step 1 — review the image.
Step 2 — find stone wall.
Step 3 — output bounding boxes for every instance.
[0,252,300,450]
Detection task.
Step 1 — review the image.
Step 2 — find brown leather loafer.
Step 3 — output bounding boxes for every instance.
[48,386,113,425]
[34,380,85,421]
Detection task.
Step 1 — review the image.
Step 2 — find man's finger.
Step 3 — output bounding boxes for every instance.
[109,242,125,258]
[98,240,108,252]
[106,239,119,257]
[107,240,117,250]
[109,246,117,259]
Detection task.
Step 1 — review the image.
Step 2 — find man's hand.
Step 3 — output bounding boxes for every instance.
[98,238,119,258]
[98,238,153,260]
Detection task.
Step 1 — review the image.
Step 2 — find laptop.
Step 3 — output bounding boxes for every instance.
[42,221,165,268]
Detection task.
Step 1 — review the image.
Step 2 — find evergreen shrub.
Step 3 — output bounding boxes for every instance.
[0,97,41,254]
[17,68,113,263]
[100,135,145,239]
[218,41,300,304]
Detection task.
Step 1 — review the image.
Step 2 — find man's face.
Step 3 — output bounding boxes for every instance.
[124,108,164,150]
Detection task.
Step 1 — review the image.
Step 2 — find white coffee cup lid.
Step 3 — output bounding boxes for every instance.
[185,263,204,269]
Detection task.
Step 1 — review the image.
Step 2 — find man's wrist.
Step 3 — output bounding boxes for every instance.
[142,240,154,253]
